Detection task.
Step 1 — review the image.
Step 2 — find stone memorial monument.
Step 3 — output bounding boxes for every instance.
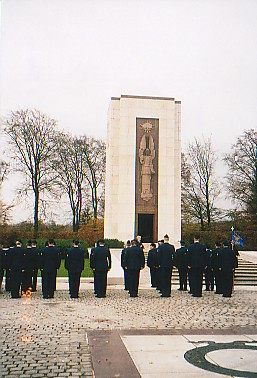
[104,95,181,245]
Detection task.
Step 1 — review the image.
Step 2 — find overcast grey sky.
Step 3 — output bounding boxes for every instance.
[1,0,257,222]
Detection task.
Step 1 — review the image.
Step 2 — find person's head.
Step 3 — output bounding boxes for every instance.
[150,243,156,249]
[215,241,221,248]
[164,234,169,242]
[31,240,37,247]
[27,239,32,247]
[73,239,80,246]
[194,234,200,242]
[180,240,185,247]
[131,239,137,246]
[126,240,131,247]
[158,240,164,246]
[98,239,105,246]
[206,243,211,250]
[136,235,141,242]
[16,239,22,247]
[48,238,55,246]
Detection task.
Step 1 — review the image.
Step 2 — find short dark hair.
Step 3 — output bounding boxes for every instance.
[97,239,105,245]
[73,239,80,245]
[48,238,55,245]
[194,234,200,240]
[223,240,229,247]
[150,243,156,248]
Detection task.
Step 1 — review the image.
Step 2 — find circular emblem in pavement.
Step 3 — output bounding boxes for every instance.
[184,341,257,377]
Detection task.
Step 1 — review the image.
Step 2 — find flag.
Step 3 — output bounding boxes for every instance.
[232,230,244,247]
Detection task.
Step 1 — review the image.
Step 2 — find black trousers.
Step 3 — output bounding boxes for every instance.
[160,267,172,297]
[94,270,108,297]
[221,269,233,297]
[150,267,158,287]
[190,267,203,296]
[123,269,128,290]
[214,269,223,294]
[21,270,32,293]
[127,269,140,297]
[42,271,56,298]
[11,269,22,298]
[68,271,81,298]
[31,269,38,291]
[0,269,3,290]
[178,268,188,290]
[5,269,11,291]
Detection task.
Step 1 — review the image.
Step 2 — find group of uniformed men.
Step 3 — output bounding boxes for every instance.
[122,234,238,298]
[0,233,238,299]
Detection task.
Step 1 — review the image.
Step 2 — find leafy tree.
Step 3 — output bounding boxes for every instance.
[224,129,257,225]
[4,109,57,234]
[182,137,221,229]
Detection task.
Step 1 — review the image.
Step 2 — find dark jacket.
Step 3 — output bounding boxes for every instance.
[41,246,61,272]
[123,245,145,270]
[220,247,237,271]
[9,246,25,270]
[65,247,85,272]
[121,247,129,269]
[212,247,222,269]
[174,246,188,269]
[90,246,112,271]
[187,242,206,268]
[158,243,175,268]
[23,247,37,272]
[147,248,158,268]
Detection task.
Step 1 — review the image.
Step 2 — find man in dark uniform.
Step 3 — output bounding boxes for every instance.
[157,234,175,297]
[21,240,35,294]
[213,241,223,294]
[123,239,145,297]
[41,239,61,299]
[187,234,206,297]
[174,240,188,291]
[65,239,85,298]
[121,240,131,290]
[147,243,158,288]
[204,244,212,291]
[220,240,237,297]
[90,239,111,298]
[31,240,39,292]
[155,239,164,291]
[10,239,25,298]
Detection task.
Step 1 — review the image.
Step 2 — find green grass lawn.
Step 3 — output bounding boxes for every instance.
[38,259,94,277]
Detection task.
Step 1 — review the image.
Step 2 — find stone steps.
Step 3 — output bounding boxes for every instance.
[146,257,257,286]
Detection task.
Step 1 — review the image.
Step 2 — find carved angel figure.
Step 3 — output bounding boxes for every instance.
[139,134,155,201]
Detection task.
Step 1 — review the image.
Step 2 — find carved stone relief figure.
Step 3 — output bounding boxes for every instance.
[139,122,155,201]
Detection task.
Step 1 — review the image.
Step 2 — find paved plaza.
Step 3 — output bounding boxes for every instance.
[1,253,257,377]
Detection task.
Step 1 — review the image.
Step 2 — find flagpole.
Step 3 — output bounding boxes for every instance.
[231,226,234,250]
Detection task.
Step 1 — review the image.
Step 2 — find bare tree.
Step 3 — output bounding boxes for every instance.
[4,109,57,234]
[224,129,257,225]
[182,137,221,229]
[82,137,106,219]
[52,132,85,232]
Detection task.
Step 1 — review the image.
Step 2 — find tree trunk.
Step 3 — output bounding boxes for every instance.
[34,189,39,236]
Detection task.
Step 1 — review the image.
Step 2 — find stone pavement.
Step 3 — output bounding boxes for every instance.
[1,256,257,377]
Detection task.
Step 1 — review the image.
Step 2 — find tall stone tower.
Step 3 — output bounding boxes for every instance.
[104,95,181,245]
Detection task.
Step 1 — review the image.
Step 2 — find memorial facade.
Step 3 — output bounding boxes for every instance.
[104,95,181,245]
